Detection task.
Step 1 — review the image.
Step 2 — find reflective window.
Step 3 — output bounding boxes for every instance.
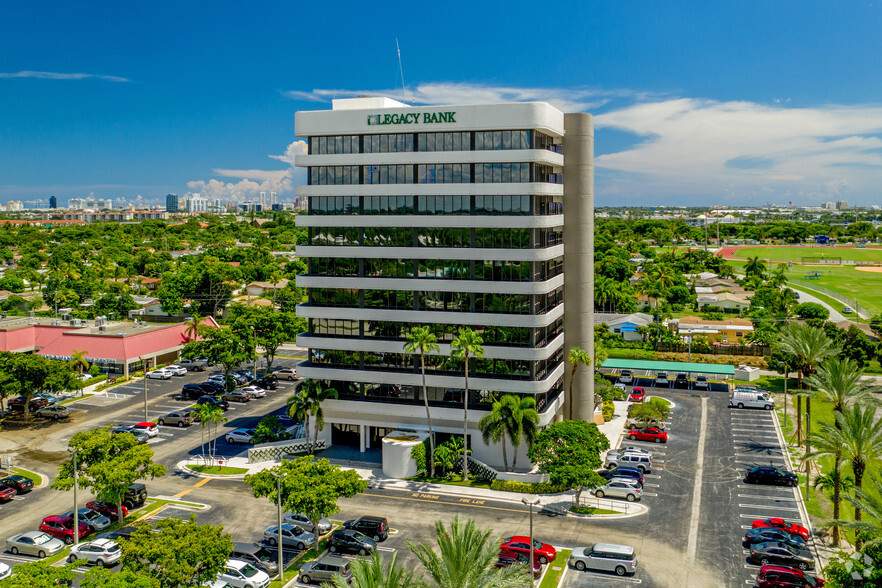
[474,130,532,150]
[309,166,360,185]
[417,132,470,152]
[364,164,413,184]
[363,133,413,153]
[473,163,530,183]
[363,195,414,214]
[417,163,471,184]
[310,135,360,154]
[309,196,360,214]
[416,195,470,215]
[474,195,530,215]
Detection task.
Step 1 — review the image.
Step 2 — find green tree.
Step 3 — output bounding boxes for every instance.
[0,561,76,586]
[0,352,80,420]
[244,457,366,535]
[183,313,202,342]
[478,395,538,472]
[252,415,289,444]
[120,517,232,588]
[451,328,484,481]
[69,350,90,377]
[744,256,767,279]
[52,427,166,523]
[841,477,882,549]
[795,302,830,321]
[327,551,419,588]
[287,379,338,450]
[566,346,592,420]
[408,518,530,588]
[200,404,226,462]
[182,325,252,391]
[404,326,440,478]
[528,420,609,504]
[80,567,160,588]
[869,313,882,339]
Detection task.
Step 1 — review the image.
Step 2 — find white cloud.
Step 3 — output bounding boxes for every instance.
[0,70,129,82]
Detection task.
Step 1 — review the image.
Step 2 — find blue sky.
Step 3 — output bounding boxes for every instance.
[2,1,882,206]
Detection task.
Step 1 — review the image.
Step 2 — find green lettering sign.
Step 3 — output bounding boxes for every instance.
[367,111,456,126]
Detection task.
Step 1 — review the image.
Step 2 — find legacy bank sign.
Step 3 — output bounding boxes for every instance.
[367,111,456,126]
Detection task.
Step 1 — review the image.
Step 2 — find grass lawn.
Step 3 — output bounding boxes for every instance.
[407,476,492,489]
[730,245,882,264]
[539,549,571,588]
[188,464,249,475]
[569,505,619,515]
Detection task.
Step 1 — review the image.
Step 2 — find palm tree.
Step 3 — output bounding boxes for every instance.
[404,326,440,478]
[183,314,202,342]
[804,357,873,544]
[193,403,217,461]
[779,323,837,452]
[744,256,767,279]
[69,350,90,376]
[201,405,226,463]
[478,395,538,472]
[841,476,882,549]
[451,328,484,481]
[288,379,338,451]
[409,518,530,588]
[566,346,591,420]
[328,550,420,588]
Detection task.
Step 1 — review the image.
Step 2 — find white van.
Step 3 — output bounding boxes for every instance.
[569,543,638,576]
[729,389,774,410]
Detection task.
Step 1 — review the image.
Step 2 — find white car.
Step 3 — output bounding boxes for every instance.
[274,367,297,381]
[218,559,270,588]
[595,480,642,502]
[226,428,256,444]
[146,369,173,380]
[618,370,633,385]
[164,364,188,377]
[0,562,10,580]
[67,539,122,567]
[609,445,652,459]
[240,386,266,399]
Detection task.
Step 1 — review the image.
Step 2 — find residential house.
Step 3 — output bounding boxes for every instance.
[595,312,654,342]
[671,316,754,345]
[245,279,289,297]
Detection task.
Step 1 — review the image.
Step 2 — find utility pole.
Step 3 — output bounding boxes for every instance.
[276,474,284,581]
[70,448,79,546]
[522,497,540,584]
[141,356,148,421]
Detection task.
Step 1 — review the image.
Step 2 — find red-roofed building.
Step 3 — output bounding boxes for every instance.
[0,317,218,376]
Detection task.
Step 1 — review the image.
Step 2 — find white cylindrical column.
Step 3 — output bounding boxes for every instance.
[562,113,595,421]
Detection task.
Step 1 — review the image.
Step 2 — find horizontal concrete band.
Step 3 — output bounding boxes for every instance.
[297,333,564,361]
[295,244,564,262]
[295,149,563,167]
[295,274,564,295]
[296,360,565,395]
[296,302,564,328]
[296,214,564,229]
[297,182,564,197]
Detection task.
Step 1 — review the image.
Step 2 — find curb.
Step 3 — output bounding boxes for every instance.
[176,461,249,480]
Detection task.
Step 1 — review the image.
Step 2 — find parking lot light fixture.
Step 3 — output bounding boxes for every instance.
[68,447,79,546]
[141,355,148,421]
[522,496,540,583]
[275,472,283,581]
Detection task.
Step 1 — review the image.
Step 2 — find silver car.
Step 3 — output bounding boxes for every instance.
[299,555,352,585]
[594,480,642,502]
[35,404,72,420]
[569,543,638,576]
[67,538,122,566]
[263,524,316,550]
[6,531,65,558]
[283,513,332,535]
[63,508,111,531]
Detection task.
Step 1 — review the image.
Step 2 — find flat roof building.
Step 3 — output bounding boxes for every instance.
[294,97,594,470]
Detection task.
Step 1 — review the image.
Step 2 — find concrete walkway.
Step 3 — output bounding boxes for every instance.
[791,286,848,322]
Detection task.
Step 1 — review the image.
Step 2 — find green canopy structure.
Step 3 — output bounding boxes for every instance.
[600,358,735,376]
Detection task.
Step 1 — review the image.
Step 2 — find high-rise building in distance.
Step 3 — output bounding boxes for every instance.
[49,195,57,209]
[165,193,180,213]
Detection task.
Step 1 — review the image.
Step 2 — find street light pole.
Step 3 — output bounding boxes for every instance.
[70,448,79,546]
[276,474,283,582]
[522,496,540,583]
[141,355,148,421]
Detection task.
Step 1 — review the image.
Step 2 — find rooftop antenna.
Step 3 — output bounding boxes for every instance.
[395,37,408,102]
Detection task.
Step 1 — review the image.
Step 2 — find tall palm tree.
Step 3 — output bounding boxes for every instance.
[451,328,484,481]
[288,380,338,451]
[404,326,440,478]
[69,350,90,376]
[744,256,767,279]
[566,346,592,420]
[805,357,874,544]
[779,323,837,451]
[478,395,538,472]
[841,476,882,549]
[194,403,212,459]
[202,405,226,463]
[409,518,530,588]
[183,314,202,342]
[328,550,420,588]
[808,404,882,546]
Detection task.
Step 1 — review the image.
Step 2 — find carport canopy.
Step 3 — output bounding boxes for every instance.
[600,358,735,377]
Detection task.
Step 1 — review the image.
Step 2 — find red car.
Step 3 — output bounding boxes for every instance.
[755,564,824,587]
[500,535,557,565]
[628,387,646,403]
[86,500,129,521]
[0,486,16,503]
[627,426,668,443]
[40,514,91,544]
[751,517,810,542]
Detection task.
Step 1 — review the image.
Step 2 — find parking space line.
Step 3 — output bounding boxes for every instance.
[736,484,793,491]
[739,503,800,511]
[739,514,803,522]
[737,494,797,502]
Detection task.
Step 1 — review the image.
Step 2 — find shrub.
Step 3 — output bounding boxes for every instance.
[410,439,428,476]
[490,479,567,494]
[602,400,615,422]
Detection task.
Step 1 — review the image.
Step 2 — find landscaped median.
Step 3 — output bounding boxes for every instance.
[176,458,257,479]
[538,548,572,588]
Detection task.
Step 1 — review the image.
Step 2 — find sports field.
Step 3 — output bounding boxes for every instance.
[724,244,882,264]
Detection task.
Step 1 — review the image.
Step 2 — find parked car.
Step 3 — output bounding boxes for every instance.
[730,389,774,410]
[742,528,807,549]
[226,428,256,444]
[275,367,297,381]
[755,564,825,587]
[111,425,149,443]
[626,426,668,443]
[298,555,353,585]
[263,524,315,550]
[343,516,389,542]
[97,526,138,541]
[495,553,542,578]
[745,465,798,487]
[35,404,72,420]
[598,467,645,487]
[178,359,206,371]
[67,538,122,567]
[231,542,279,576]
[608,445,652,459]
[223,390,251,403]
[594,480,642,502]
[123,483,147,510]
[604,452,652,473]
[164,365,188,377]
[751,518,811,541]
[675,373,689,387]
[131,421,159,438]
[7,396,49,412]
[146,369,173,380]
[40,514,92,544]
[85,500,128,522]
[200,381,226,394]
[283,513,332,535]
[35,392,63,404]
[240,385,266,399]
[196,395,229,410]
[0,474,33,494]
[0,486,16,503]
[181,383,209,400]
[218,558,271,588]
[6,531,65,558]
[253,376,278,390]
[748,541,815,570]
[62,508,111,531]
[843,306,854,314]
[328,529,375,555]
[694,375,709,390]
[569,543,638,577]
[500,535,557,565]
[0,562,9,580]
[158,409,193,427]
[654,372,669,387]
[628,387,646,403]
[617,370,633,385]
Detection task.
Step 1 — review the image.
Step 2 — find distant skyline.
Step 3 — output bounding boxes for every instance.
[2,1,882,206]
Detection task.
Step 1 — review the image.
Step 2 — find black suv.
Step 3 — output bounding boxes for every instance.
[200,381,225,395]
[180,384,207,400]
[342,516,388,542]
[745,465,798,487]
[328,529,376,555]
[254,376,278,390]
[196,395,229,411]
[123,483,147,509]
